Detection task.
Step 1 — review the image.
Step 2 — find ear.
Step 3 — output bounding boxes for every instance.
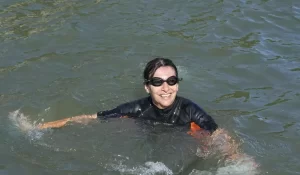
[144,84,150,94]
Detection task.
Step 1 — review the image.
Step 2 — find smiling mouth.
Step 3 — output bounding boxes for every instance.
[160,94,171,98]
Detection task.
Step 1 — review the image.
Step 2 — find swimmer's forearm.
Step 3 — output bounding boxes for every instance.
[37,118,71,129]
[210,128,240,157]
[38,114,97,129]
[69,114,97,122]
[210,129,259,168]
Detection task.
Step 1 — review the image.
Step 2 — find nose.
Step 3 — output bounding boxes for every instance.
[161,82,169,91]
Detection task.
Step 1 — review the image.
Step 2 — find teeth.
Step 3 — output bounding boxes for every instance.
[161,94,170,97]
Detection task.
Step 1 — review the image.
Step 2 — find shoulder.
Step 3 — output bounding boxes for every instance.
[177,96,201,108]
[177,96,206,114]
[117,96,151,110]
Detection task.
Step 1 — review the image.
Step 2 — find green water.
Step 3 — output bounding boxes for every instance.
[1,0,299,174]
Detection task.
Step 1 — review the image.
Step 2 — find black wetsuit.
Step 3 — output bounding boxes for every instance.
[97,96,218,133]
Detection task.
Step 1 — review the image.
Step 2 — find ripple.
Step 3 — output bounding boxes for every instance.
[290,68,300,72]
[261,15,293,32]
[264,98,290,107]
[232,32,260,48]
[0,52,58,73]
[0,0,101,41]
[214,91,250,103]
[164,30,195,40]
[244,86,272,90]
[0,92,26,107]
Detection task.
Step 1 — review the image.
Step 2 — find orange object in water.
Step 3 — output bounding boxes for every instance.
[188,122,207,139]
[190,122,202,132]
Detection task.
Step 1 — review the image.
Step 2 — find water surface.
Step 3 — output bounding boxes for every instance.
[1,0,300,174]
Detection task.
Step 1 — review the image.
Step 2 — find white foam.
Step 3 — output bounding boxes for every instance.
[189,169,213,175]
[189,156,259,175]
[215,156,259,175]
[8,110,44,140]
[108,161,173,175]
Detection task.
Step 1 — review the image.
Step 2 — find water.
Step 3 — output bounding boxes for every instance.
[1,0,300,174]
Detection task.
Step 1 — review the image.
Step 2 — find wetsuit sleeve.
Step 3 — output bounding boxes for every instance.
[189,103,218,133]
[97,107,122,118]
[97,99,143,119]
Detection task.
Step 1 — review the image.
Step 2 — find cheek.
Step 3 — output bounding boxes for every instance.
[151,87,161,94]
[172,85,179,92]
[147,86,159,94]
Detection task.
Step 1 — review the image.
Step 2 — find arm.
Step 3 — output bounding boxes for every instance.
[207,128,259,174]
[188,125,259,174]
[207,128,242,158]
[38,114,97,129]
[188,105,258,173]
[38,99,140,130]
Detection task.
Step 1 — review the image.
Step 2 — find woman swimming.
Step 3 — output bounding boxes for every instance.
[38,57,259,173]
[38,58,217,132]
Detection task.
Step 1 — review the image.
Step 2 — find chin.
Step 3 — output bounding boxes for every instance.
[160,101,174,108]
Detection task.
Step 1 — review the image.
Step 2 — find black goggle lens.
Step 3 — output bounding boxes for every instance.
[147,76,180,86]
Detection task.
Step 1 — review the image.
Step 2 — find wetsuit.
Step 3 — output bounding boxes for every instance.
[97,96,218,133]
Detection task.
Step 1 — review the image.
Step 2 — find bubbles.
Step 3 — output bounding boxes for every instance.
[8,109,44,141]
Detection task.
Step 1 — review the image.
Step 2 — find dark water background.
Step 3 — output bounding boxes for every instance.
[1,0,300,174]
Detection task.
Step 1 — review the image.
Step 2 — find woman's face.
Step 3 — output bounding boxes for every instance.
[144,66,179,109]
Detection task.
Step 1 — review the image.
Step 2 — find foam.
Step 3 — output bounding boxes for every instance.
[189,156,259,175]
[215,156,259,175]
[107,161,173,175]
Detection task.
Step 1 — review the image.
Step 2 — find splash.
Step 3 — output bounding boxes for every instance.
[190,153,259,175]
[107,161,173,175]
[190,161,258,175]
[8,110,44,141]
[215,155,259,175]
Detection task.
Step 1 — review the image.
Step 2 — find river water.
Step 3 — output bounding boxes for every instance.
[0,0,299,174]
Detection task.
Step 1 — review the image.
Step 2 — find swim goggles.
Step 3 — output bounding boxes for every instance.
[144,76,182,87]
